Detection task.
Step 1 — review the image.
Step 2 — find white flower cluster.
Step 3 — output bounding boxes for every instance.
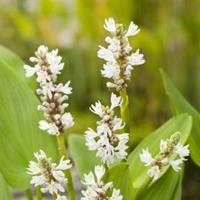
[24,45,74,135]
[81,165,123,200]
[98,18,145,91]
[140,132,190,180]
[85,93,129,166]
[27,150,71,199]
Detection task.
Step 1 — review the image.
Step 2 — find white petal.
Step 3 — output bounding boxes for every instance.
[97,46,115,62]
[127,49,145,65]
[89,101,104,117]
[57,81,72,95]
[24,65,37,77]
[61,113,74,129]
[125,21,140,37]
[140,148,154,166]
[110,93,121,109]
[147,166,160,180]
[56,157,72,170]
[175,143,190,160]
[170,159,182,172]
[104,17,116,33]
[94,165,105,183]
[39,120,50,131]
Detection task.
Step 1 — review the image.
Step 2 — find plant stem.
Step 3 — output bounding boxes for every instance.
[25,188,33,200]
[53,193,57,200]
[36,186,42,200]
[119,89,134,148]
[57,134,76,200]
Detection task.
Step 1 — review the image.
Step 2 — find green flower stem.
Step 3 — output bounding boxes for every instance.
[119,89,134,148]
[36,186,42,200]
[53,193,57,200]
[25,188,33,200]
[57,134,76,200]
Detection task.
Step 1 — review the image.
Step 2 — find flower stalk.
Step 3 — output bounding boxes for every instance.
[57,134,75,200]
[25,188,33,200]
[36,187,42,200]
[119,89,133,148]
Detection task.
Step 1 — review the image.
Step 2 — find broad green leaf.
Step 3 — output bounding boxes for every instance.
[68,134,100,178]
[0,45,36,88]
[0,59,58,189]
[0,45,24,79]
[127,114,192,197]
[138,168,182,200]
[0,173,13,200]
[161,69,200,166]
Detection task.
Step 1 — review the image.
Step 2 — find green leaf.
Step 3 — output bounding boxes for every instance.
[160,69,200,166]
[68,134,100,178]
[0,45,24,79]
[105,163,135,200]
[0,173,13,200]
[138,168,182,200]
[127,114,192,197]
[0,45,36,88]
[0,53,58,189]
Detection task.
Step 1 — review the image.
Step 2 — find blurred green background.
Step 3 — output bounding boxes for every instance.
[0,0,199,199]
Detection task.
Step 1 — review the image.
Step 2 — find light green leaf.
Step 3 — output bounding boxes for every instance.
[0,45,24,79]
[0,53,58,189]
[0,173,13,200]
[161,69,200,166]
[68,134,100,178]
[127,114,192,197]
[0,45,36,88]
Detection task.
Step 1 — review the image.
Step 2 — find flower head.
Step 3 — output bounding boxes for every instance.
[98,18,145,91]
[85,93,128,166]
[81,165,123,200]
[27,150,71,197]
[140,132,190,180]
[24,45,74,135]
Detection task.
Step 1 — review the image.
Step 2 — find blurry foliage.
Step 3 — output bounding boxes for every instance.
[0,0,199,198]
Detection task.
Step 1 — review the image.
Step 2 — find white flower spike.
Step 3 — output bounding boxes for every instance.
[24,45,74,136]
[85,93,129,166]
[81,165,123,200]
[27,150,71,197]
[140,132,190,180]
[98,17,145,91]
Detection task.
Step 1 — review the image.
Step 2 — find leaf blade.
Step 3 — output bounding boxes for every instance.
[160,69,200,166]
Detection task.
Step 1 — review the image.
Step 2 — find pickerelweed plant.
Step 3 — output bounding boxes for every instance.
[21,18,192,200]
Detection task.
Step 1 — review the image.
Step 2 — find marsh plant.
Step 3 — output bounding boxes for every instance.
[0,17,199,200]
